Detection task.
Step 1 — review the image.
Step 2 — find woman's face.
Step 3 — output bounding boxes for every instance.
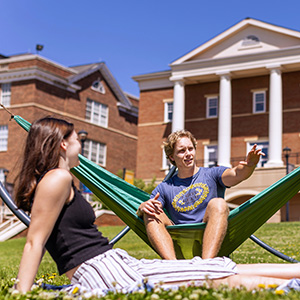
[64,130,82,168]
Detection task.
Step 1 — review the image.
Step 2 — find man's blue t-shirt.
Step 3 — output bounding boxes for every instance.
[151,166,228,224]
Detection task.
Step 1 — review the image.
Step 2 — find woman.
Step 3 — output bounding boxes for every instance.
[15,116,300,295]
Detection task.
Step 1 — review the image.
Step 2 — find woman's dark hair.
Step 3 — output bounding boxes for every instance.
[15,116,74,212]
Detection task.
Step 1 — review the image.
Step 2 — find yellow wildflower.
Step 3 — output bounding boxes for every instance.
[275,289,285,295]
[72,286,79,294]
[267,284,278,289]
[258,283,266,289]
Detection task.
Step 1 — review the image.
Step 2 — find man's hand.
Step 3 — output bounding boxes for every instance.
[239,144,265,167]
[137,193,163,217]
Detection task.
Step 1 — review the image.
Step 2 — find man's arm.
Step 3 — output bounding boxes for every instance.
[137,193,164,217]
[222,144,264,187]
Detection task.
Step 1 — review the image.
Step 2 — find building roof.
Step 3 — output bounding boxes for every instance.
[0,53,138,117]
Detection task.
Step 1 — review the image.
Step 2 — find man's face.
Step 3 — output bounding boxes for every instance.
[169,136,196,169]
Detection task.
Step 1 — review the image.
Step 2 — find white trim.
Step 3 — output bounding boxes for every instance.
[132,70,173,91]
[162,148,171,175]
[0,54,77,74]
[164,101,173,123]
[84,140,107,167]
[171,18,300,65]
[91,79,106,94]
[0,125,8,152]
[0,67,80,92]
[206,96,218,118]
[1,83,11,106]
[204,144,218,168]
[86,99,109,128]
[252,90,266,113]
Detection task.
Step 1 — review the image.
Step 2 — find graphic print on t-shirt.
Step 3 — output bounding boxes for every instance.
[172,182,209,212]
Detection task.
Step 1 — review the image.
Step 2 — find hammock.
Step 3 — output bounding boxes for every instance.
[9,115,300,259]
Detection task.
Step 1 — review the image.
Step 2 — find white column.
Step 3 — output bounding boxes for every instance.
[217,73,232,167]
[265,67,284,167]
[172,80,185,132]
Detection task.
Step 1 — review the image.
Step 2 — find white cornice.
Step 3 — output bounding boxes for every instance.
[130,45,300,90]
[132,70,173,91]
[132,70,172,82]
[171,45,300,72]
[0,67,81,92]
[170,46,300,81]
[0,54,77,74]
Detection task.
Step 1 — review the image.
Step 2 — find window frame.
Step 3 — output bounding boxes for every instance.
[1,83,11,107]
[252,90,266,114]
[163,99,173,123]
[204,144,218,168]
[86,98,108,127]
[162,148,172,175]
[83,139,107,167]
[206,96,218,118]
[0,125,8,152]
[91,79,106,94]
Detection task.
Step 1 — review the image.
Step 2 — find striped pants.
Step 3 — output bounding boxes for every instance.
[70,248,237,296]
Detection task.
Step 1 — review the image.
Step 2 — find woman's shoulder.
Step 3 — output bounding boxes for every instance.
[40,169,73,187]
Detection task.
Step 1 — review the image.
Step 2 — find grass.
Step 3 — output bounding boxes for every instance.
[1,222,300,299]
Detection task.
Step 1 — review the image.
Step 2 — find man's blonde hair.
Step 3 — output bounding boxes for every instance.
[164,130,197,166]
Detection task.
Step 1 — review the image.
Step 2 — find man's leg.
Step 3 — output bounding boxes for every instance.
[143,212,177,260]
[202,197,229,259]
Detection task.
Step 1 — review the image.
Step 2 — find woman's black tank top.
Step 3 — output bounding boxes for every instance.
[45,184,113,275]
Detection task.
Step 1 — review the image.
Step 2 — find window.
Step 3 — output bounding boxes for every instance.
[253,91,266,113]
[91,79,106,94]
[162,148,172,175]
[0,125,8,151]
[1,83,11,106]
[86,99,108,127]
[0,169,5,184]
[204,145,218,168]
[242,35,260,46]
[206,96,218,118]
[83,140,106,166]
[164,101,173,123]
[247,141,268,167]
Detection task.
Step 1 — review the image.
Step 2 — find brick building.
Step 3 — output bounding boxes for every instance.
[0,53,138,193]
[133,18,300,222]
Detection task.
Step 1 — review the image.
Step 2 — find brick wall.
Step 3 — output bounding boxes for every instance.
[137,70,300,183]
[0,59,138,187]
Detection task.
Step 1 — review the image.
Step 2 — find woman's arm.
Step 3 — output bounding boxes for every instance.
[16,169,73,292]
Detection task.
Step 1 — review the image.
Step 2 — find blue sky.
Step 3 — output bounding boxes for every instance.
[1,0,300,96]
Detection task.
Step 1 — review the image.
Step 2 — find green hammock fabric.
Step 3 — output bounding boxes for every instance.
[13,115,300,258]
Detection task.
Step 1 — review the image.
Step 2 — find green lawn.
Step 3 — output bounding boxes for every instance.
[1,222,300,299]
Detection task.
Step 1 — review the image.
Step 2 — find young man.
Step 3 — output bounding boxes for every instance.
[137,130,264,260]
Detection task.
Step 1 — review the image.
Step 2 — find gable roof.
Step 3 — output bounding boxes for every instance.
[171,18,300,66]
[69,62,137,116]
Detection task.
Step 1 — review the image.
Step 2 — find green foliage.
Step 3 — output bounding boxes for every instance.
[2,223,300,299]
[134,176,157,194]
[116,169,157,194]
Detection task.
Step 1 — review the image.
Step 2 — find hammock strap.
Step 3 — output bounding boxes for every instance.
[0,103,15,120]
